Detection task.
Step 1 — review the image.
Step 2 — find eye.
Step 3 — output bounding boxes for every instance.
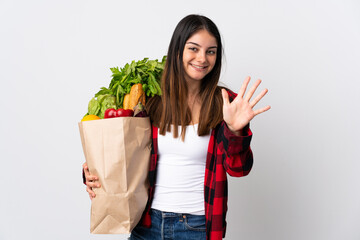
[207,50,216,55]
[189,47,198,52]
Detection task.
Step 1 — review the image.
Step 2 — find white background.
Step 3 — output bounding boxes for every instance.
[1,0,359,239]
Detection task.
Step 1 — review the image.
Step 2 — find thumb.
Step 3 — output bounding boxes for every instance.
[221,88,230,106]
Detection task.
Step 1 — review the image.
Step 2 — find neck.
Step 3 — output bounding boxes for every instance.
[187,85,201,104]
[186,81,201,98]
[186,85,202,125]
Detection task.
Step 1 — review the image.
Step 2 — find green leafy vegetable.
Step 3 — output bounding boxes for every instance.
[87,94,117,119]
[88,98,100,116]
[98,95,117,119]
[85,56,166,118]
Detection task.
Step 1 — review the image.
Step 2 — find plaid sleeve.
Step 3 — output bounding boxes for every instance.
[221,122,253,177]
[221,89,253,177]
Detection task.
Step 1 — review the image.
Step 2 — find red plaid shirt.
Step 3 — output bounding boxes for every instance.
[140,90,254,240]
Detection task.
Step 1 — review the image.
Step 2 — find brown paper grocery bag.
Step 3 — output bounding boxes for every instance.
[78,117,151,234]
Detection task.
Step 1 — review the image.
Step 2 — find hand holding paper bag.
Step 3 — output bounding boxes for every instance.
[79,117,151,234]
[83,162,101,200]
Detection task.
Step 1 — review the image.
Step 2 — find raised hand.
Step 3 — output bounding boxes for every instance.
[222,76,270,134]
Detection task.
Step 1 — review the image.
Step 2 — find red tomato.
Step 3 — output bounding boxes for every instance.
[117,109,134,117]
[125,109,134,116]
[104,108,117,118]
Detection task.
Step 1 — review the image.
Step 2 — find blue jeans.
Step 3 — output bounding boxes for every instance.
[130,209,206,240]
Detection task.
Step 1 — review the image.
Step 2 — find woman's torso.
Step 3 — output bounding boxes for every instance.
[151,124,210,215]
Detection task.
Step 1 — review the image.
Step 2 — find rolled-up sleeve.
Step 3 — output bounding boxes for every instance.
[220,122,253,177]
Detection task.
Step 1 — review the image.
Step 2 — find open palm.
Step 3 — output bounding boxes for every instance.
[222,76,271,133]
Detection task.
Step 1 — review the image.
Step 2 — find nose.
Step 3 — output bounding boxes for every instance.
[196,50,207,63]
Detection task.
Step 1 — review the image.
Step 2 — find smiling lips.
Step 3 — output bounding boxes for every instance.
[190,63,208,71]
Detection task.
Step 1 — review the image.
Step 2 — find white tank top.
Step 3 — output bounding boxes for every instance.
[151,124,210,215]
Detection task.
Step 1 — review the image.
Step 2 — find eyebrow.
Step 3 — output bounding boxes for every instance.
[186,42,217,49]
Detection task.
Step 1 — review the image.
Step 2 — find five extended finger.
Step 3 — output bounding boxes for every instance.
[250,88,268,108]
[254,105,271,116]
[238,76,251,98]
[245,79,262,102]
[221,88,230,106]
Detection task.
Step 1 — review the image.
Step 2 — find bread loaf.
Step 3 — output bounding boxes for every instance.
[123,93,131,110]
[123,83,146,110]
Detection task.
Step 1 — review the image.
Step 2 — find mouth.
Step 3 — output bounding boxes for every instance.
[190,63,208,70]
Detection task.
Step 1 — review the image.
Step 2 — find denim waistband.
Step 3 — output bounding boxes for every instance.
[151,208,204,218]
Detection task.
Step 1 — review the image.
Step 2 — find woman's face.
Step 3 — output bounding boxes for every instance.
[182,29,217,83]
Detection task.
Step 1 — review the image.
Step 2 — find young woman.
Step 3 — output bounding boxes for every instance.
[83,14,270,240]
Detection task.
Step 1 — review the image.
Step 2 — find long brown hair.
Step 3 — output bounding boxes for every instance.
[146,14,224,140]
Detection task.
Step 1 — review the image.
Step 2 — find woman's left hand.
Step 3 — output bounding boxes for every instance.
[222,76,271,134]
